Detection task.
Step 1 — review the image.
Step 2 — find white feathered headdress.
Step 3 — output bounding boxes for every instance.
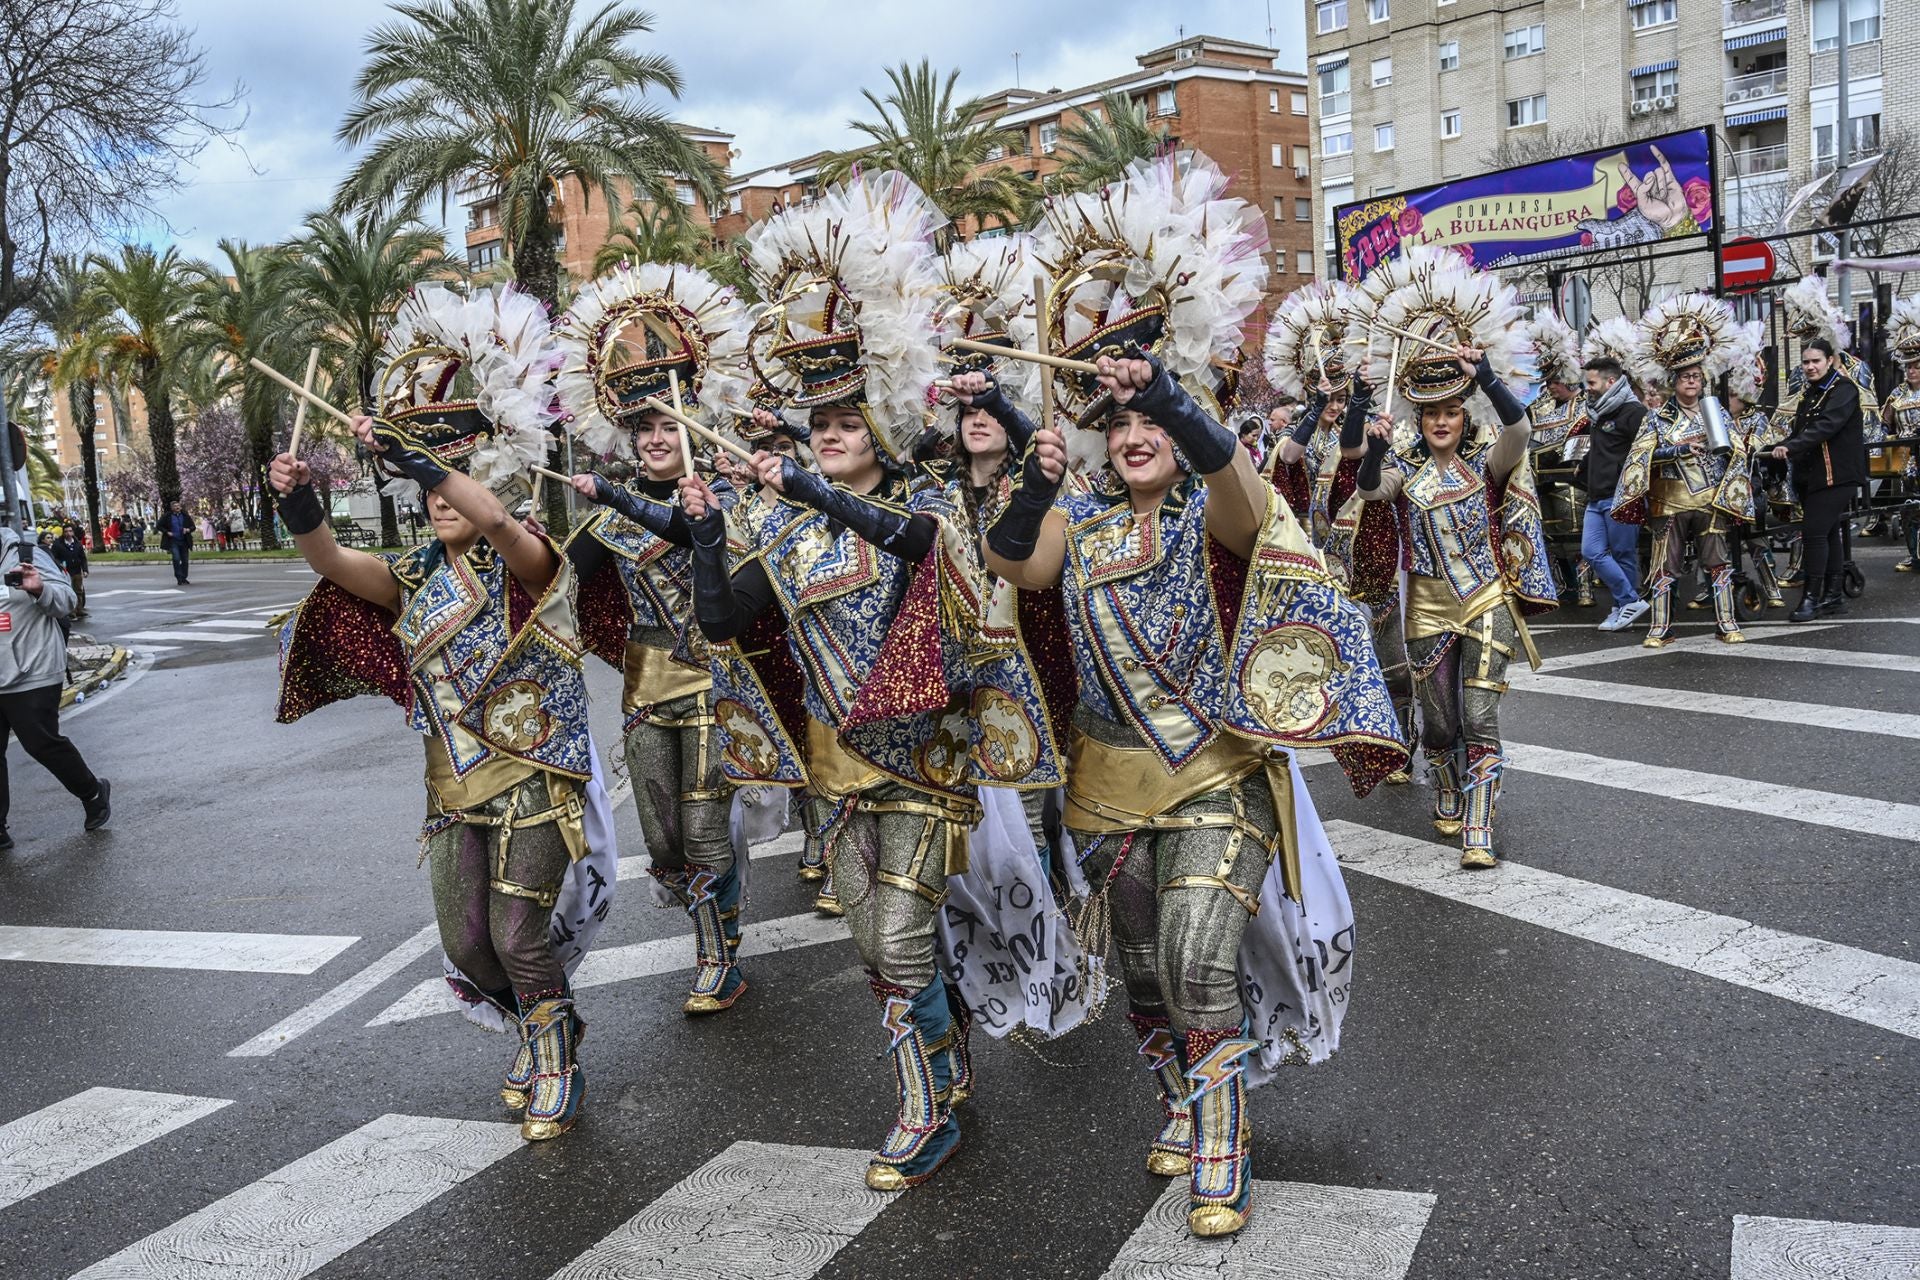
[553,262,752,460]
[1782,276,1849,348]
[743,170,946,464]
[1630,292,1743,384]
[1726,320,1767,401]
[1262,282,1359,400]
[1889,296,1920,365]
[1582,316,1639,374]
[935,234,1043,421]
[1358,246,1528,407]
[377,283,561,490]
[1525,309,1582,386]
[1034,150,1270,428]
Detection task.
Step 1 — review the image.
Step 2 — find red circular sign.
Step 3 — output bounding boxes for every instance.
[1720,237,1776,290]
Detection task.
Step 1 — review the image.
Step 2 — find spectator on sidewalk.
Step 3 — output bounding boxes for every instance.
[0,525,110,849]
[1581,355,1650,632]
[50,525,88,618]
[228,506,246,551]
[103,516,121,554]
[1775,337,1864,622]
[198,512,216,548]
[157,500,193,585]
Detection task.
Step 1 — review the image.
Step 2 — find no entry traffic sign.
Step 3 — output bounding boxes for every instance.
[1721,237,1776,291]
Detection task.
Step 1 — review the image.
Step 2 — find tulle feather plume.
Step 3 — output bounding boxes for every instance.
[1629,292,1743,385]
[1262,282,1359,400]
[1782,276,1849,349]
[1888,296,1920,365]
[1524,309,1582,386]
[935,234,1043,424]
[1357,246,1528,409]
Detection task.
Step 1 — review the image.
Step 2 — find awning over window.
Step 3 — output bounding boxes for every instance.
[1631,60,1678,76]
[1725,28,1786,50]
[1727,106,1788,127]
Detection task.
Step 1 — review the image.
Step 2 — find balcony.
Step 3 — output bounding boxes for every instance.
[1728,143,1788,177]
[1724,0,1785,26]
[1723,66,1787,106]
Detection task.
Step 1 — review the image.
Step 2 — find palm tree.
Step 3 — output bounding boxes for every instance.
[333,0,723,310]
[592,199,707,276]
[1049,90,1165,195]
[821,61,1034,243]
[88,244,199,510]
[25,258,114,548]
[281,210,457,546]
[182,239,316,549]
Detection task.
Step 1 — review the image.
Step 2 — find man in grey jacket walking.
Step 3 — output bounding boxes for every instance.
[0,526,109,849]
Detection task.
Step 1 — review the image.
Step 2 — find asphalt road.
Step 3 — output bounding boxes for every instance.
[1,550,1916,1279]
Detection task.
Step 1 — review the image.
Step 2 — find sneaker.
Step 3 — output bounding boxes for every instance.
[1596,606,1622,631]
[83,779,111,831]
[1613,600,1651,629]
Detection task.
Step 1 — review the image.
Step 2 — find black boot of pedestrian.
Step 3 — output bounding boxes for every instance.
[0,828,13,851]
[1787,591,1820,623]
[1818,574,1847,616]
[83,779,111,831]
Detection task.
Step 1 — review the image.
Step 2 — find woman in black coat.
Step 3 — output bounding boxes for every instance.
[1772,337,1864,621]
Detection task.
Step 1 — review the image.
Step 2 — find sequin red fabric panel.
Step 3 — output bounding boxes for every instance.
[275,579,409,723]
[844,551,950,729]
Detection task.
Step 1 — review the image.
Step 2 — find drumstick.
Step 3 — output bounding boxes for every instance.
[287,347,321,457]
[669,369,697,476]
[950,336,1100,376]
[640,396,758,464]
[249,357,356,430]
[1382,337,1403,423]
[1033,271,1056,433]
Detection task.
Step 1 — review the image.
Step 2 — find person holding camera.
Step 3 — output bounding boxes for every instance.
[0,525,110,850]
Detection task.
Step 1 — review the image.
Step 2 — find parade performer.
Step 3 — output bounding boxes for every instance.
[1727,326,1789,609]
[1612,293,1757,646]
[685,171,983,1192]
[990,152,1406,1238]
[1885,298,1920,573]
[1523,310,1594,605]
[1263,282,1414,783]
[273,284,608,1142]
[1783,276,1880,439]
[554,261,756,1014]
[1354,247,1556,869]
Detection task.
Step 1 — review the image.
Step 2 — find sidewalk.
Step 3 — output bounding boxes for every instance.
[61,637,130,709]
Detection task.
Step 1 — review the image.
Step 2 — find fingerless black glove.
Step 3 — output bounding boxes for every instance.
[1355,429,1391,492]
[279,484,326,536]
[967,383,1038,455]
[369,422,450,491]
[1128,353,1237,475]
[1475,357,1525,427]
[780,460,933,560]
[1340,380,1375,451]
[985,443,1063,562]
[1290,391,1327,447]
[592,475,691,546]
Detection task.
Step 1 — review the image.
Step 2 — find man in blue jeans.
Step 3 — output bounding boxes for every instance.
[158,499,192,586]
[1580,356,1649,632]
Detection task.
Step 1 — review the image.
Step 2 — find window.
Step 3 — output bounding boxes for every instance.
[986,143,1005,162]
[1293,145,1311,169]
[1630,0,1677,29]
[1318,61,1350,116]
[1272,143,1286,167]
[1441,109,1462,138]
[1316,0,1347,33]
[1632,67,1679,103]
[1297,249,1316,275]
[1296,196,1314,221]
[1087,105,1104,122]
[1817,112,1883,163]
[1812,0,1880,50]
[1039,122,1059,154]
[1371,56,1393,86]
[727,192,743,215]
[1291,90,1308,114]
[1506,94,1548,127]
[1274,197,1287,220]
[1503,24,1545,59]
[1367,0,1389,21]
[1324,130,1353,156]
[1438,42,1459,71]
[675,181,696,205]
[1269,89,1280,113]
[1375,121,1395,151]
[1154,87,1177,116]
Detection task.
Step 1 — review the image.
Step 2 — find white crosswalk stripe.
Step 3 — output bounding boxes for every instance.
[178,618,275,631]
[119,628,257,645]
[1102,1179,1436,1280]
[1731,1214,1920,1278]
[66,1114,523,1279]
[1329,820,1920,1043]
[549,1141,891,1280]
[0,926,360,975]
[1508,672,1920,739]
[0,1088,230,1212]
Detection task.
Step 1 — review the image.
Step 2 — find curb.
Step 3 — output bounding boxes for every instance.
[61,646,131,709]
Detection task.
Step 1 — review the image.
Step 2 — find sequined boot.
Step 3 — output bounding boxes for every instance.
[1127,1011,1193,1177]
[1710,565,1744,643]
[1575,561,1595,607]
[813,848,843,917]
[504,998,586,1110]
[798,793,828,882]
[520,995,585,1141]
[865,977,961,1190]
[1460,745,1502,869]
[1427,746,1464,838]
[1642,577,1674,647]
[942,982,975,1105]
[684,863,748,1014]
[1384,705,1415,785]
[1182,1026,1257,1238]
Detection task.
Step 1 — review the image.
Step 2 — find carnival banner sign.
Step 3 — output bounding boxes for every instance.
[1335,126,1716,283]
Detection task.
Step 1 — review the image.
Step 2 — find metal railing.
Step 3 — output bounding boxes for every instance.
[1724,0,1786,26]
[1728,143,1789,176]
[1723,66,1788,104]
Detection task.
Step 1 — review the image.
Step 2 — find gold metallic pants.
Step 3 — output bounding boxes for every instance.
[830,783,972,991]
[1408,604,1517,759]
[622,689,734,882]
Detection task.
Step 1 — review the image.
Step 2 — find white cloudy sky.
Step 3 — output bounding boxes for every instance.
[140,0,1304,259]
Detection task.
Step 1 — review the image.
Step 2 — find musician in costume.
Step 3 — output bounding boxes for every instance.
[989,153,1406,1239]
[1522,311,1594,606]
[1726,328,1789,609]
[1611,294,1759,646]
[554,262,755,1014]
[1263,282,1414,783]
[272,285,600,1142]
[684,172,983,1192]
[1885,298,1920,573]
[1353,247,1556,869]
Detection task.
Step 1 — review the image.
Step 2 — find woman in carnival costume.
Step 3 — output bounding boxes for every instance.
[988,152,1406,1238]
[1521,309,1595,606]
[554,261,758,1015]
[272,284,612,1141]
[1264,281,1414,784]
[1353,247,1557,870]
[1610,293,1760,646]
[1885,298,1920,573]
[683,171,987,1191]
[1724,322,1790,609]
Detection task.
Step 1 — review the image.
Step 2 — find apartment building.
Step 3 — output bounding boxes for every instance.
[1306,0,1907,290]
